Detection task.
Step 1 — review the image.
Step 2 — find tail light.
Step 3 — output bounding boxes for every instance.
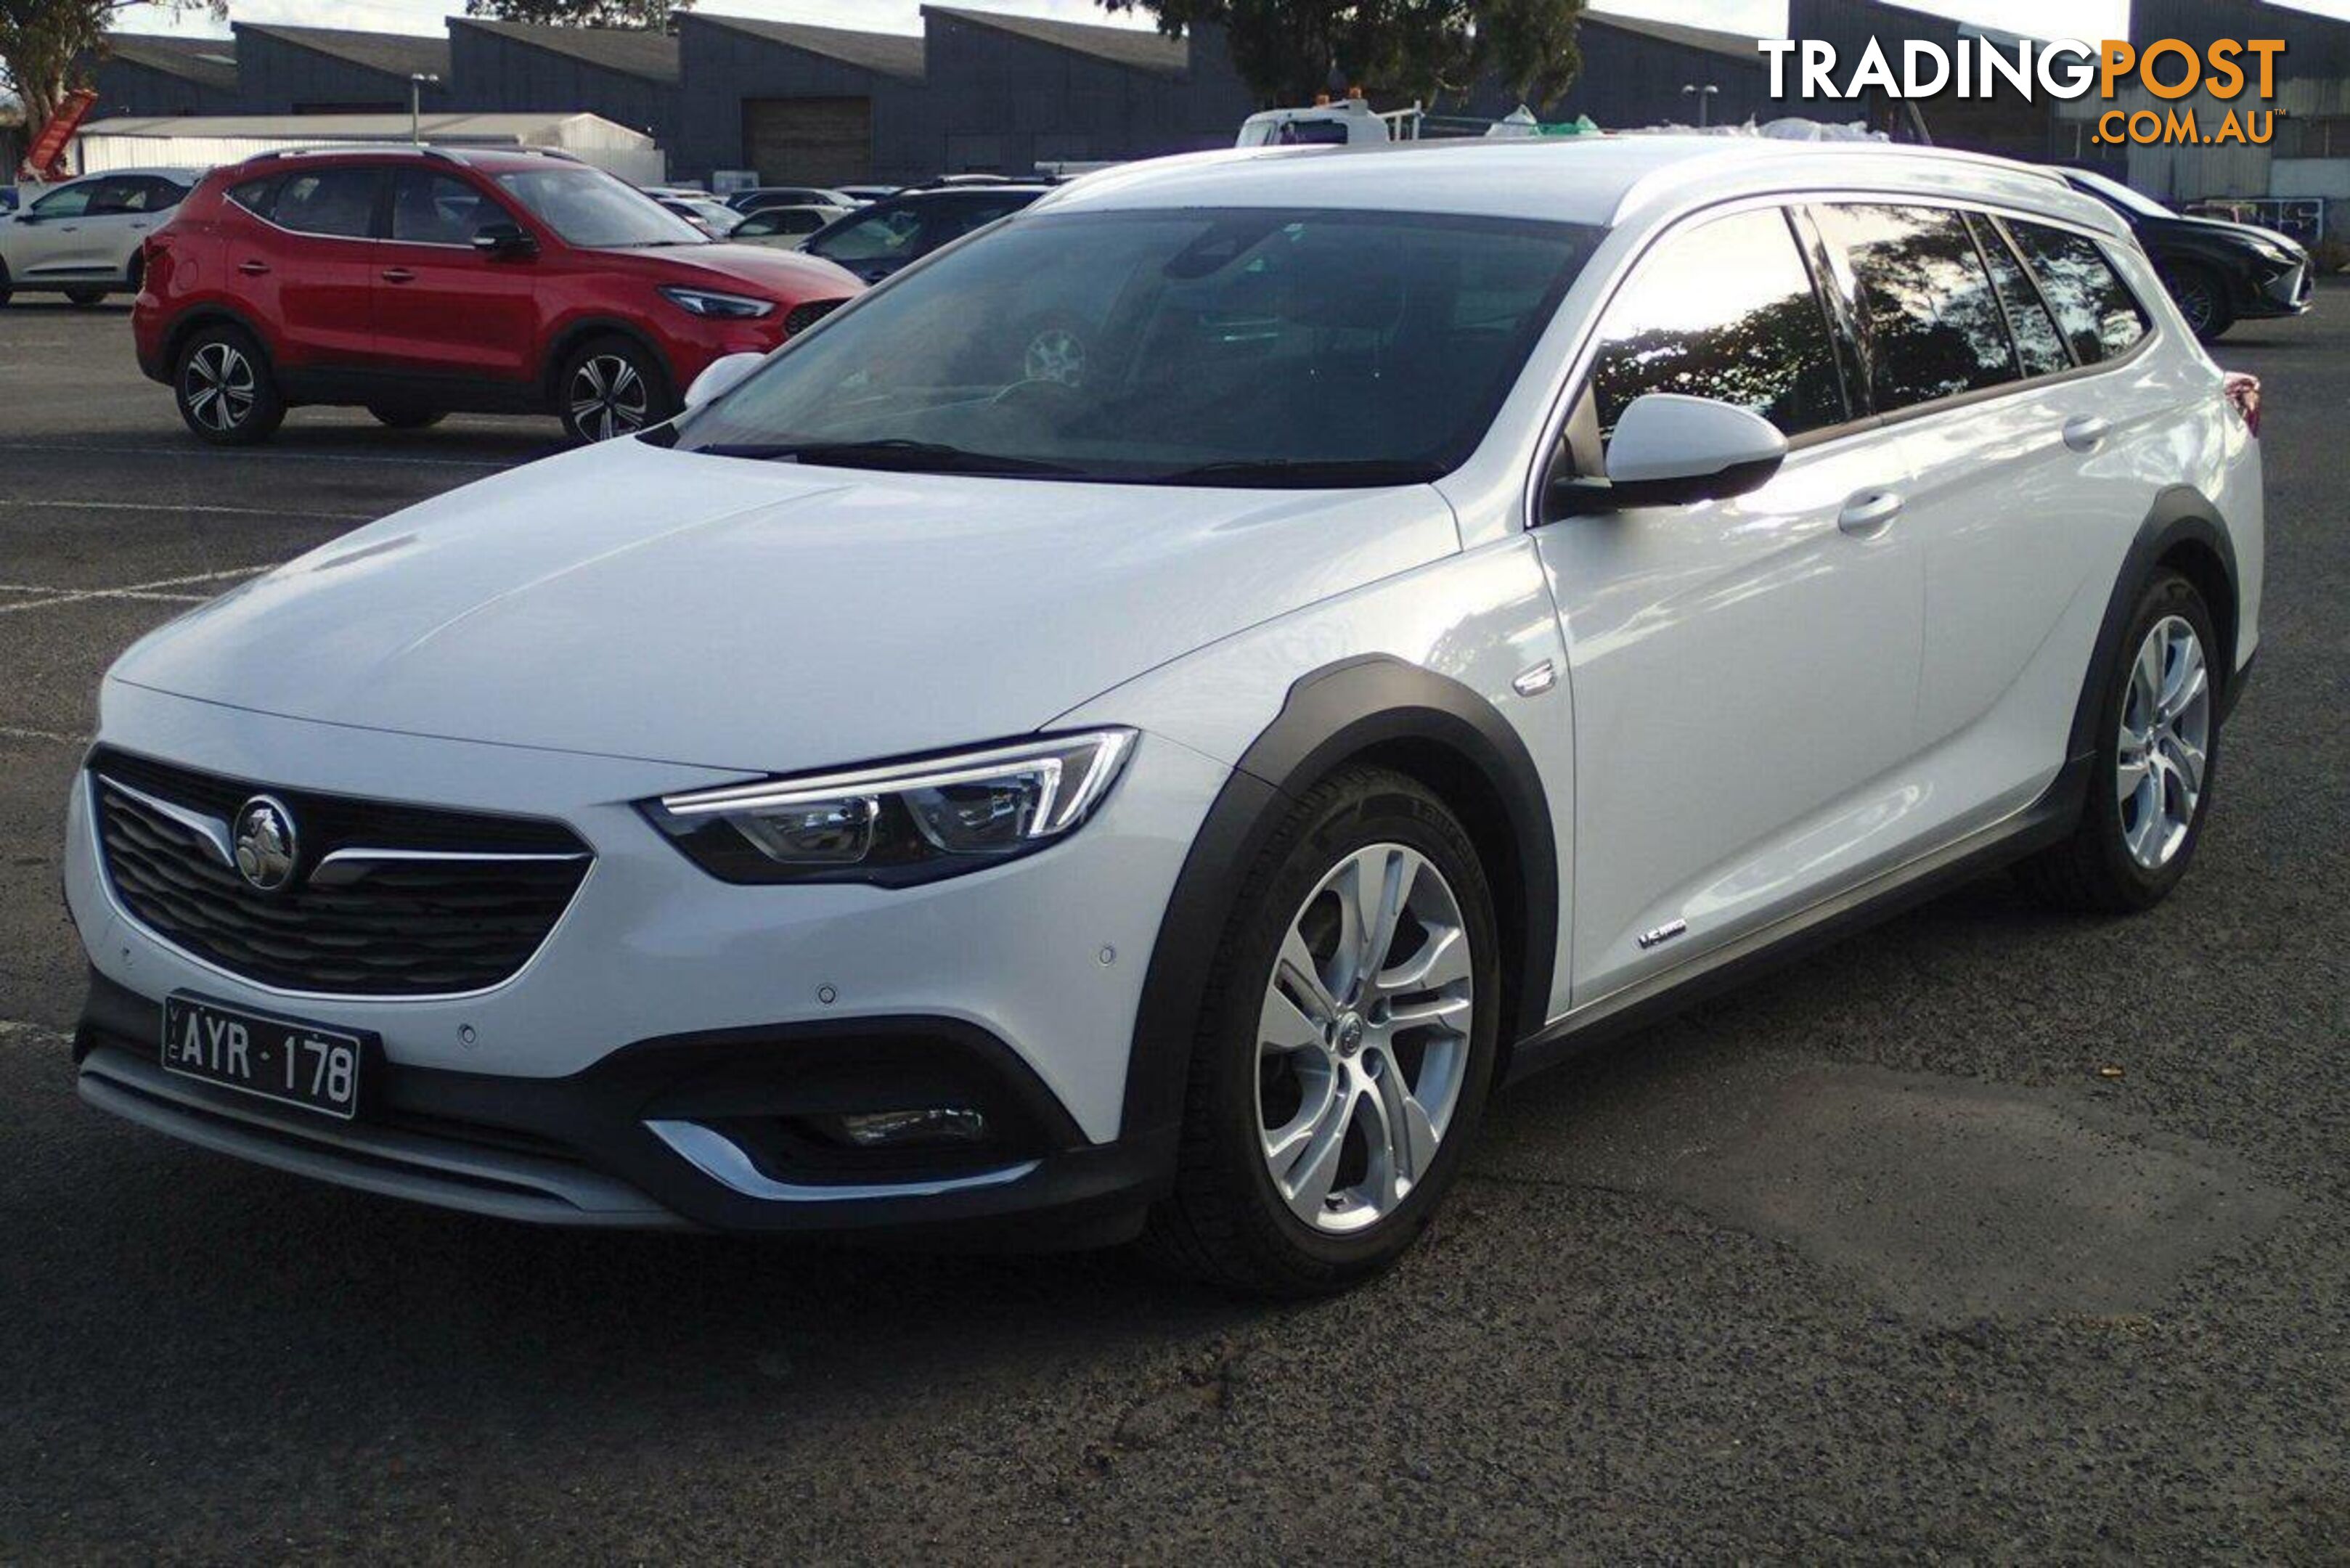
[2223,372,2261,438]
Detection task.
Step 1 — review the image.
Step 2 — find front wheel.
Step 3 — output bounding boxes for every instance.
[174,324,284,446]
[1141,766,1502,1297]
[558,336,673,444]
[2016,569,2222,912]
[2161,264,2232,342]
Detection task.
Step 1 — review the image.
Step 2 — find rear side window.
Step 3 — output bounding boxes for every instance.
[270,168,381,240]
[1586,206,1848,441]
[2004,219,2150,364]
[227,176,277,216]
[1968,214,2073,377]
[1815,204,2017,412]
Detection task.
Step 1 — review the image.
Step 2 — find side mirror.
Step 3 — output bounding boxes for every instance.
[472,221,537,258]
[683,351,765,412]
[1549,393,1787,515]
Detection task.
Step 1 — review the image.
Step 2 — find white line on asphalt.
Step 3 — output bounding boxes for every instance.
[0,499,375,521]
[0,724,88,746]
[0,441,511,470]
[0,564,277,615]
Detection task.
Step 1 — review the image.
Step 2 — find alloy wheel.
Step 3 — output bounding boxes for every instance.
[569,354,650,441]
[2166,271,2217,335]
[2117,613,2211,869]
[1256,843,1475,1234]
[182,342,256,433]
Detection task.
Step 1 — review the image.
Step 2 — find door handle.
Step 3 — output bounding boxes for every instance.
[2062,415,2112,453]
[237,259,270,276]
[1837,489,1904,538]
[380,267,415,283]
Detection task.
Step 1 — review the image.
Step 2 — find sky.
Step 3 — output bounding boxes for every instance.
[102,0,2350,49]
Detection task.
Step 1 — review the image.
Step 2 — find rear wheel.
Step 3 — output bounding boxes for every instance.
[558,336,672,444]
[368,406,446,430]
[0,258,13,306]
[65,286,107,309]
[2161,263,2232,342]
[173,323,284,446]
[2016,569,2221,912]
[1141,766,1502,1297]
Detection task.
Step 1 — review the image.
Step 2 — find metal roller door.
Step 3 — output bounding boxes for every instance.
[743,97,872,186]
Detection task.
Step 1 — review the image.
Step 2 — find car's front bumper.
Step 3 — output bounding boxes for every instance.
[65,681,1224,1240]
[2239,256,2317,320]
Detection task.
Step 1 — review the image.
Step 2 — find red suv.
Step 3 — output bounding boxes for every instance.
[134,147,862,446]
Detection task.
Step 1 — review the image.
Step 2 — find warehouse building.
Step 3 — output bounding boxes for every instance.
[230,23,452,115]
[1458,10,1770,130]
[87,33,242,118]
[2118,0,2350,237]
[1780,0,2081,160]
[674,14,929,187]
[450,18,682,147]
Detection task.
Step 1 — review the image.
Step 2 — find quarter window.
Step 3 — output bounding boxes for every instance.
[1586,207,1848,442]
[1968,214,2072,377]
[2004,219,2150,364]
[1816,204,2017,412]
[270,168,381,240]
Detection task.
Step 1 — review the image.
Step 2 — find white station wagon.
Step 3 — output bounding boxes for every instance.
[65,137,2261,1294]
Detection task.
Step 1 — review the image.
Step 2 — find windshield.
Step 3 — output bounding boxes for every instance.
[2070,168,2175,220]
[494,167,708,248]
[674,207,1601,486]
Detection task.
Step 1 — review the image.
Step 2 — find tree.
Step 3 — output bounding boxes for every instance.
[1099,0,1582,111]
[1,0,219,146]
[462,0,688,28]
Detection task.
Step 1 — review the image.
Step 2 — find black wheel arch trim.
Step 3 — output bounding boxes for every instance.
[162,305,279,384]
[1120,656,1560,1140]
[2069,486,2245,761]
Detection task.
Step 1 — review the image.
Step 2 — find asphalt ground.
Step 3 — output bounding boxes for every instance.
[0,293,2343,1561]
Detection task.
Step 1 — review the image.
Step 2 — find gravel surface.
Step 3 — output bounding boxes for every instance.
[0,290,2343,1561]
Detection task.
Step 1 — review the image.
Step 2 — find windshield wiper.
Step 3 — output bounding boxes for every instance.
[1148,457,1448,488]
[694,438,1085,476]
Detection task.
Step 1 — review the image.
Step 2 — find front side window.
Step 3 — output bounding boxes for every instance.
[29,181,94,219]
[1816,203,2018,412]
[677,207,1601,486]
[493,166,705,248]
[271,168,383,239]
[2004,219,2150,364]
[391,170,497,245]
[1586,206,1848,442]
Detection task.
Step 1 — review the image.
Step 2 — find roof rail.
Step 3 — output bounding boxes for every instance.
[240,143,583,167]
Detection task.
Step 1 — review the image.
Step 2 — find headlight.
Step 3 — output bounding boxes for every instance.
[2249,238,2297,266]
[658,285,775,320]
[644,730,1135,886]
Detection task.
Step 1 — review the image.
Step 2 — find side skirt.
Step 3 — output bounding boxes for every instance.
[1503,754,2092,1085]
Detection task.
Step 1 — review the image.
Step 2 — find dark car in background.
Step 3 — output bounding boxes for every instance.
[801,184,1050,285]
[134,147,859,446]
[2060,167,2314,341]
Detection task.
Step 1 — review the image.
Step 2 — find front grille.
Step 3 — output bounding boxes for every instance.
[90,748,591,997]
[783,298,845,337]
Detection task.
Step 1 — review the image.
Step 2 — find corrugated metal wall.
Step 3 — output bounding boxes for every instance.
[232,28,452,116]
[449,29,679,147]
[88,59,242,119]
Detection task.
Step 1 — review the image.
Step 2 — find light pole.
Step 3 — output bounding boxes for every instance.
[1682,82,1721,129]
[409,73,440,144]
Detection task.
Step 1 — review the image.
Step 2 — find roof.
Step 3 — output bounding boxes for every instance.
[1581,9,1760,65]
[690,15,926,81]
[1043,136,2123,238]
[923,5,1188,77]
[234,23,452,81]
[100,33,241,93]
[78,111,653,147]
[451,18,681,85]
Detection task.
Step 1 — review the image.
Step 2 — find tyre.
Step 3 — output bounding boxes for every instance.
[1141,765,1503,1296]
[368,406,446,430]
[173,323,285,446]
[0,258,12,307]
[558,335,672,444]
[2161,264,2232,343]
[65,286,108,308]
[2017,568,2222,913]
